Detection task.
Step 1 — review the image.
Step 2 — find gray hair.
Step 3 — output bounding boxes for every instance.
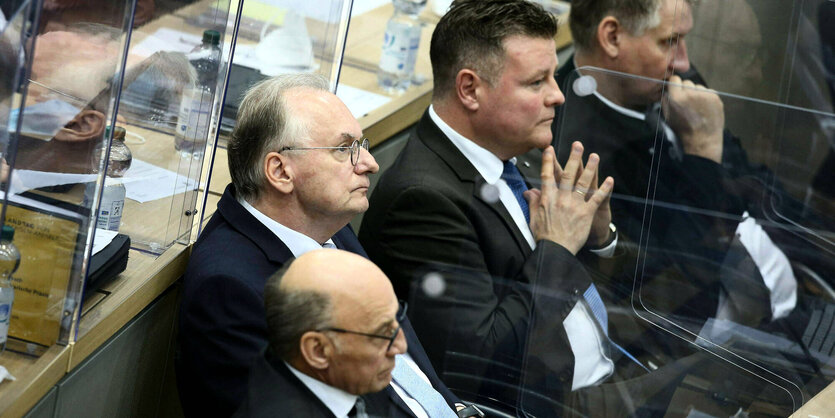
[264,260,334,361]
[228,73,329,202]
[570,0,664,51]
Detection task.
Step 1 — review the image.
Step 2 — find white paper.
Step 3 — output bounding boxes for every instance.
[131,28,202,58]
[9,170,99,195]
[92,228,119,255]
[0,365,15,384]
[335,84,391,119]
[121,159,202,203]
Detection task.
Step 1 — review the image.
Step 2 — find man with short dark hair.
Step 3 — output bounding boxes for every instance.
[359,1,789,416]
[178,74,462,417]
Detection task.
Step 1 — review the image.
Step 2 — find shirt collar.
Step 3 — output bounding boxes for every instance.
[285,362,358,418]
[238,198,335,256]
[572,56,648,121]
[428,105,514,184]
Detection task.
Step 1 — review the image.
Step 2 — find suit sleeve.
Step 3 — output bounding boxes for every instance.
[370,185,591,386]
[178,273,267,417]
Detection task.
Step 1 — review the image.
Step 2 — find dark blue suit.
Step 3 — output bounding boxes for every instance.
[177,184,458,417]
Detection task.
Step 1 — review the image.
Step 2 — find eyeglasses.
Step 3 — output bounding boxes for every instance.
[279,138,370,166]
[319,300,407,352]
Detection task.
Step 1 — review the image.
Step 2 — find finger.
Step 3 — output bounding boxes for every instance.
[575,153,599,199]
[523,188,541,204]
[560,141,584,194]
[589,162,600,193]
[588,176,614,208]
[540,146,557,202]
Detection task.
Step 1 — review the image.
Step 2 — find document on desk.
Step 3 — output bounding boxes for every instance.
[131,28,202,58]
[92,228,119,255]
[9,170,98,196]
[335,84,391,119]
[121,159,202,203]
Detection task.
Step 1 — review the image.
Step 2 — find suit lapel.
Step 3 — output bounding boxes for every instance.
[416,113,533,256]
[217,185,295,263]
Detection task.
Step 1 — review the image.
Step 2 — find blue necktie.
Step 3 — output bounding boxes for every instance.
[392,356,457,418]
[584,284,650,372]
[501,160,530,224]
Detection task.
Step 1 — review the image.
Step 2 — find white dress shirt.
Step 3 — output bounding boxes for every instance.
[287,362,358,418]
[239,198,434,416]
[429,106,615,390]
[586,79,798,320]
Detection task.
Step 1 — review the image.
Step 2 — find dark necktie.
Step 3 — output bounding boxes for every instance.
[501,160,530,224]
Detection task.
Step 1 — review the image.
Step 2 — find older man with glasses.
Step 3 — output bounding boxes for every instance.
[235,249,474,418]
[178,73,468,418]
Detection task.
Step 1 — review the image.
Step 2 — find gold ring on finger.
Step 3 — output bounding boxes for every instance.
[574,189,587,197]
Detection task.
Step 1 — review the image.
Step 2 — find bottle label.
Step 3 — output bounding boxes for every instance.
[97,184,126,231]
[379,22,421,75]
[0,302,10,344]
[176,87,212,142]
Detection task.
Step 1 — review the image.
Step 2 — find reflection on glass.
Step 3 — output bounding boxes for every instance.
[554,66,834,414]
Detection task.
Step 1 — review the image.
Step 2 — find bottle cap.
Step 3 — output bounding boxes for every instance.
[1,225,14,241]
[112,126,126,141]
[202,30,221,46]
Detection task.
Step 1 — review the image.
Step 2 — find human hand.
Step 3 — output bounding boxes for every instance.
[524,143,614,254]
[663,75,724,163]
[584,156,613,247]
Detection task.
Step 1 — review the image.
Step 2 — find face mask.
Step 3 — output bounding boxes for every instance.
[8,99,82,140]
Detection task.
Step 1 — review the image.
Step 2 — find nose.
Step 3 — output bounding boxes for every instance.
[388,328,407,355]
[355,146,380,174]
[545,75,565,107]
[670,39,690,74]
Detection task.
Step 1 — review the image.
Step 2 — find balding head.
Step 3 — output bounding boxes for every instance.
[264,249,406,394]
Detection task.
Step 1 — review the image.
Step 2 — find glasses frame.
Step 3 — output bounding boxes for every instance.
[319,300,407,351]
[279,137,370,166]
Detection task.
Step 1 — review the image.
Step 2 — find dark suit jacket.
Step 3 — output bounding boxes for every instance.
[235,346,442,418]
[360,112,598,411]
[177,184,458,417]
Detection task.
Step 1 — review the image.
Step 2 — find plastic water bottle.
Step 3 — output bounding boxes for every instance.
[378,0,426,93]
[0,225,20,354]
[95,126,132,231]
[175,29,221,159]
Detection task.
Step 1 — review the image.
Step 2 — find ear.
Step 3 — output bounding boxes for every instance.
[597,16,622,59]
[455,69,483,111]
[264,151,294,195]
[299,331,333,371]
[54,110,105,143]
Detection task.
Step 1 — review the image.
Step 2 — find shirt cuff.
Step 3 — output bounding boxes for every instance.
[588,226,618,258]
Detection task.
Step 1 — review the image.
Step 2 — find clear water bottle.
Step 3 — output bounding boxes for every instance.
[95,126,132,231]
[378,0,426,93]
[175,29,221,159]
[0,225,20,354]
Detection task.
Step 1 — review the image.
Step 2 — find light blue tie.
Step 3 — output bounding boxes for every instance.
[392,356,457,418]
[583,283,650,372]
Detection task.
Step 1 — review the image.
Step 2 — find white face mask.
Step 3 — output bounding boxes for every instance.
[8,99,82,140]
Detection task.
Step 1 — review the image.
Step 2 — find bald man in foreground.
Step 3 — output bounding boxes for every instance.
[235,250,479,418]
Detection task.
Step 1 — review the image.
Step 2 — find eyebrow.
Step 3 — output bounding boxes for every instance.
[341,132,359,142]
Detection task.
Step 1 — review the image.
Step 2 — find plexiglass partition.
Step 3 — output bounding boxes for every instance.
[0,0,242,353]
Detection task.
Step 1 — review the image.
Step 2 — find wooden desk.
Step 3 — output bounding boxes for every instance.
[792,382,835,417]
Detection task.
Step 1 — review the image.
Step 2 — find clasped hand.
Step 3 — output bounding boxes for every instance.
[523,142,614,255]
